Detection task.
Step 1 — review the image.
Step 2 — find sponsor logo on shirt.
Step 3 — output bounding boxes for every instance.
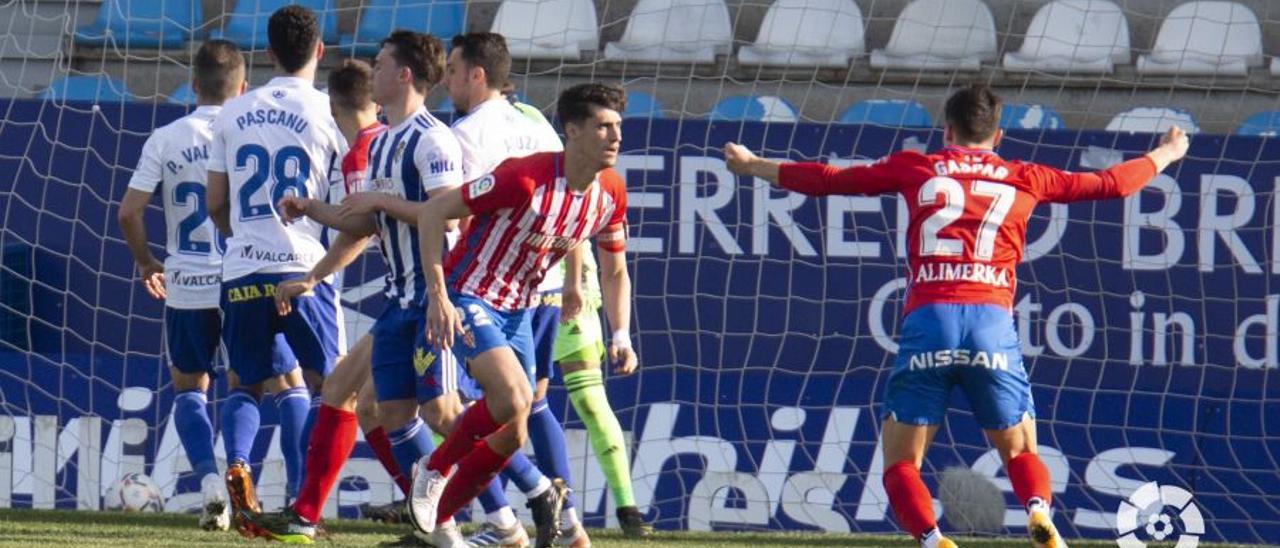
[429,159,455,175]
[912,262,1012,288]
[239,245,317,264]
[168,270,221,288]
[907,349,1011,371]
[469,175,495,198]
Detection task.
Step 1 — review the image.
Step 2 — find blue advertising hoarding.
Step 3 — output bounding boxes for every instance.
[0,99,1276,543]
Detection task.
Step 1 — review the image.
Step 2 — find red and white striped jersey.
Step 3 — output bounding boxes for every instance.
[445,152,627,311]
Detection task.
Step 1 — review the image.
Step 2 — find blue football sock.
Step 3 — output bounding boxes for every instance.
[300,393,321,453]
[221,389,260,465]
[274,386,310,498]
[173,389,218,479]
[529,398,575,509]
[501,450,545,495]
[477,477,513,513]
[388,417,435,481]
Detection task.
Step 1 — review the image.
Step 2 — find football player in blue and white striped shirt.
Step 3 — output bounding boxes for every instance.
[247,30,469,545]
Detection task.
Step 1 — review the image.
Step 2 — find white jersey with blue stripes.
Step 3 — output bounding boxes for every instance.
[127,105,224,309]
[364,106,463,307]
[208,76,346,282]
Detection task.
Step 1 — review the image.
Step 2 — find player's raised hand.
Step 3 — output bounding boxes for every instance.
[274,277,314,316]
[609,337,638,375]
[277,195,309,223]
[1146,125,1191,172]
[723,142,758,175]
[139,259,166,300]
[425,299,464,350]
[1160,125,1190,159]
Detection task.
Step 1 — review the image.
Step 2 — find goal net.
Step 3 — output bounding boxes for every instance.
[0,0,1277,545]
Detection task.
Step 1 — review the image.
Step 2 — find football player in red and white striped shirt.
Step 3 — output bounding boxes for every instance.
[408,83,634,539]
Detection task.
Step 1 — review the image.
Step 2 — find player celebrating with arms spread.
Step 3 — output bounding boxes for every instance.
[724,85,1188,548]
[410,83,635,545]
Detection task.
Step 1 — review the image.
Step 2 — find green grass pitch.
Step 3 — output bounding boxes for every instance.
[0,509,1264,547]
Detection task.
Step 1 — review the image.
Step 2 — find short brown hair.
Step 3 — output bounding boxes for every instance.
[556,83,626,127]
[328,59,373,113]
[380,30,445,94]
[451,33,511,91]
[944,84,1003,143]
[268,5,320,73]
[193,39,244,103]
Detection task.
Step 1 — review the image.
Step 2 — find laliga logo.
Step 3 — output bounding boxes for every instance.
[1115,482,1204,548]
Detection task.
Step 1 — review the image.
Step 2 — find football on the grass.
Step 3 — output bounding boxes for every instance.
[104,473,164,512]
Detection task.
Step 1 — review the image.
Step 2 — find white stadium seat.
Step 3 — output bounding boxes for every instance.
[1271,56,1279,77]
[736,0,864,68]
[490,0,599,61]
[1105,107,1200,134]
[603,0,732,64]
[869,0,996,71]
[1136,1,1263,76]
[1002,0,1129,73]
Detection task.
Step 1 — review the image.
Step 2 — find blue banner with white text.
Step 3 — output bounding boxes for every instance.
[0,99,1276,544]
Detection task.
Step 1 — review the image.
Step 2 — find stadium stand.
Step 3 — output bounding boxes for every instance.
[603,0,732,64]
[1235,110,1280,135]
[1002,0,1130,73]
[0,0,1278,132]
[210,0,339,50]
[624,90,665,118]
[1106,106,1200,133]
[338,0,465,57]
[1136,1,1264,76]
[1001,103,1066,130]
[38,74,132,102]
[838,99,933,127]
[72,0,201,49]
[736,0,864,68]
[168,82,195,104]
[868,0,997,71]
[709,95,799,122]
[491,0,598,61]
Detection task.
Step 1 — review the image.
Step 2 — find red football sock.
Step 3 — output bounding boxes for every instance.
[426,399,500,473]
[434,440,511,525]
[1007,452,1052,508]
[292,405,358,523]
[883,460,937,539]
[365,426,410,495]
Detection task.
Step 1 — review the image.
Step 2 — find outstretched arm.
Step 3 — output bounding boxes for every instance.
[274,231,371,315]
[724,142,907,196]
[1039,126,1190,202]
[278,196,378,237]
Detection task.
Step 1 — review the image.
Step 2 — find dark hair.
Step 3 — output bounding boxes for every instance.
[556,83,626,127]
[944,84,1003,144]
[380,30,445,94]
[192,39,244,102]
[268,5,320,73]
[327,59,374,113]
[450,33,511,90]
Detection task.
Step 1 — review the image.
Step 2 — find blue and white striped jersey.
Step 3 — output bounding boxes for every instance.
[363,106,463,307]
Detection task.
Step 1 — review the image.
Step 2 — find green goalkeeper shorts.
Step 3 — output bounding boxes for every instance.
[553,306,606,364]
